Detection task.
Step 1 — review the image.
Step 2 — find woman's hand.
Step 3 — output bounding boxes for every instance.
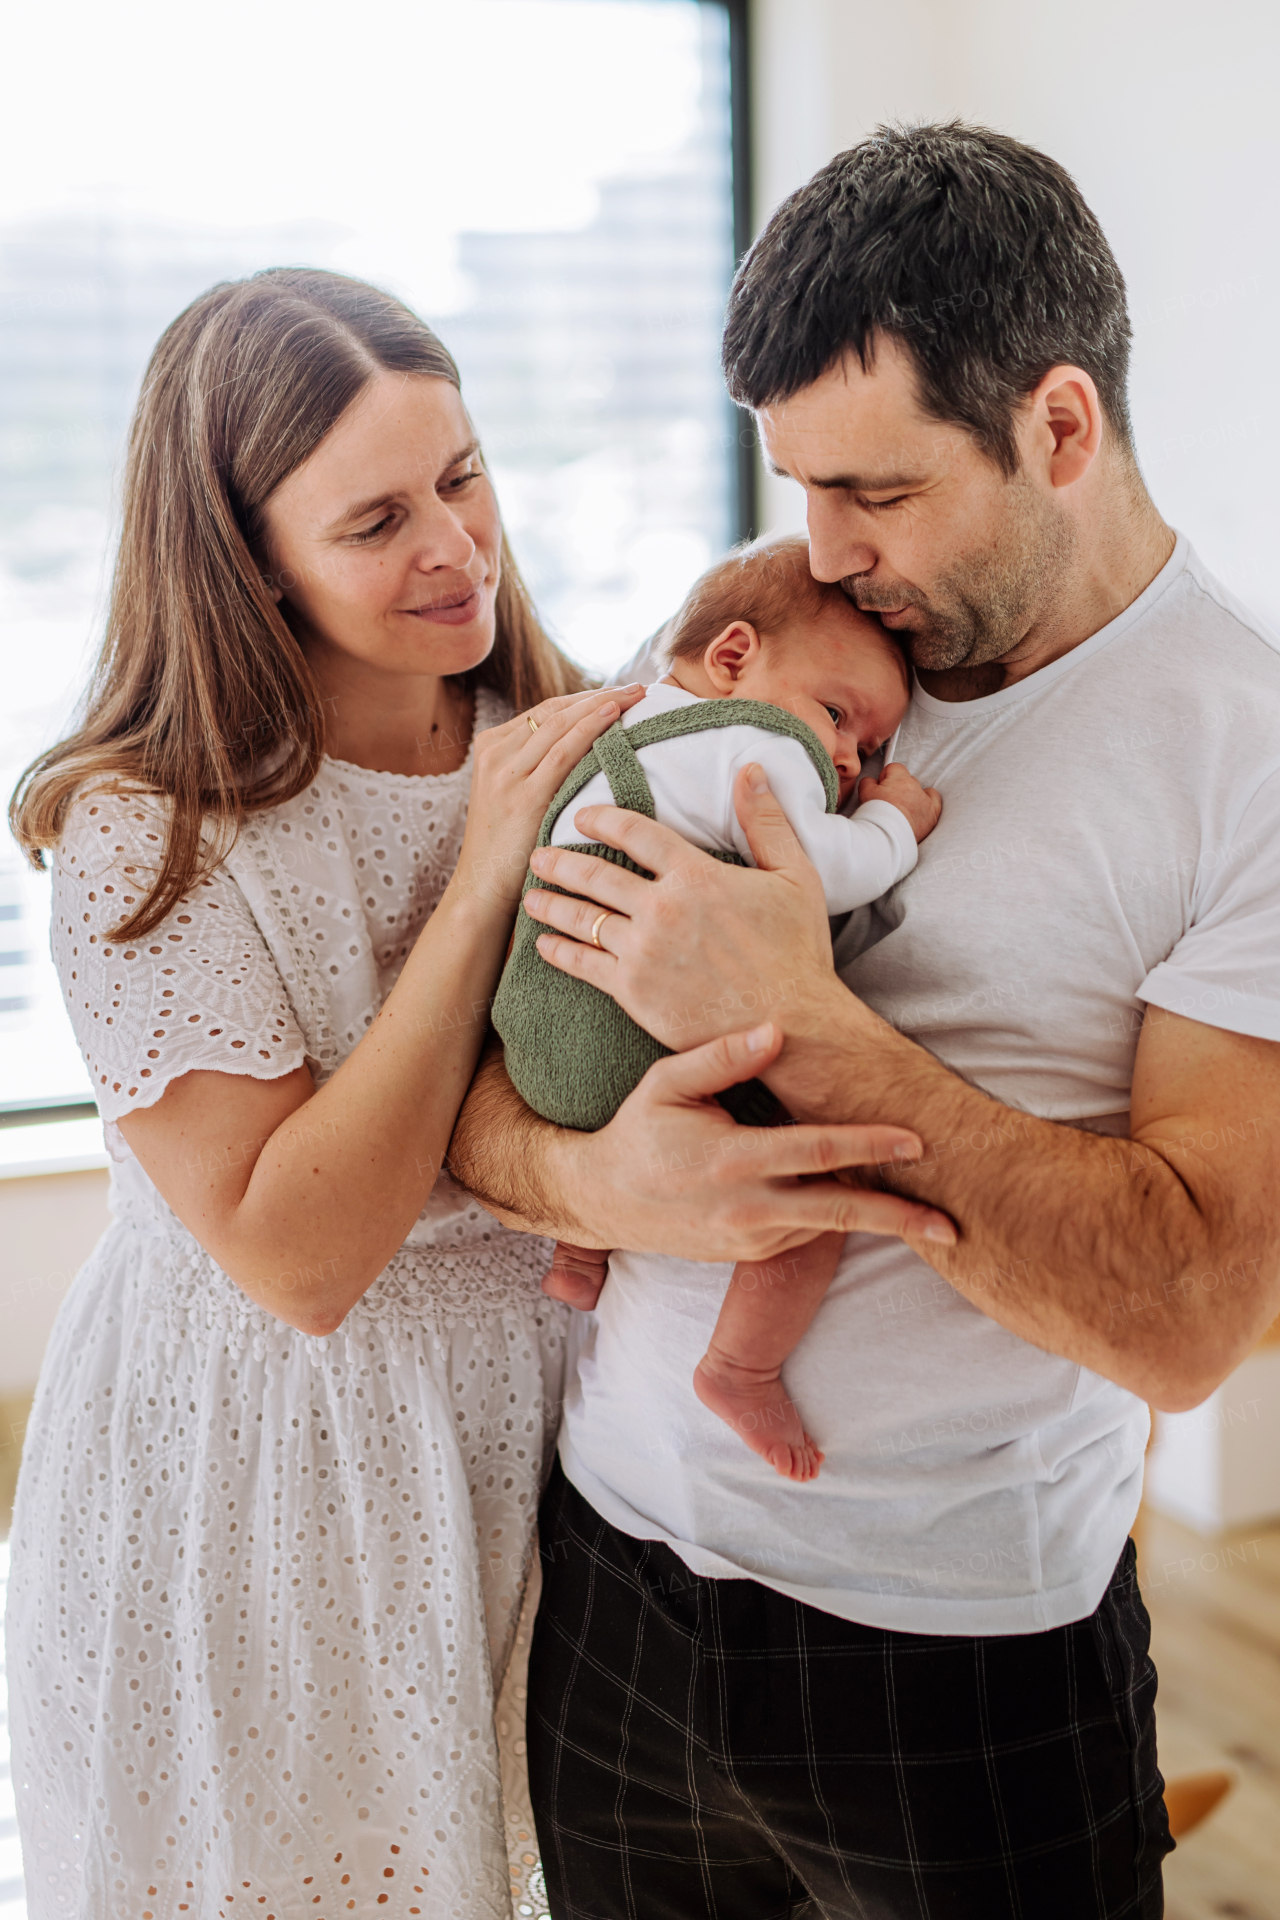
[452,685,646,909]
[521,761,847,1055]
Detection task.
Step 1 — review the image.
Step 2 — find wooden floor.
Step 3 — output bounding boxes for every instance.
[1139,1508,1280,1919]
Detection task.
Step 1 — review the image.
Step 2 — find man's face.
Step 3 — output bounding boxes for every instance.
[757,336,1076,675]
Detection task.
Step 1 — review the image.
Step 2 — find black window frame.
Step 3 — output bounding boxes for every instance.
[719,0,756,540]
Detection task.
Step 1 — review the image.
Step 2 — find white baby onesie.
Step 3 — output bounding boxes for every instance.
[549,680,918,912]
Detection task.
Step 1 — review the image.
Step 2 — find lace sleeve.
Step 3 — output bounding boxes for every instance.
[52,790,307,1129]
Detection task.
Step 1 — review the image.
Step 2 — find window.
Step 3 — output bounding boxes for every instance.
[0,0,747,1120]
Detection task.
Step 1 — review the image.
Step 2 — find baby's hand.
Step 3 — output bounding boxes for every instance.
[857,762,942,843]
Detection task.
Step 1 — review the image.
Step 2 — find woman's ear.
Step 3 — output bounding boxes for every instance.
[253,545,285,605]
[703,620,762,692]
[250,507,286,604]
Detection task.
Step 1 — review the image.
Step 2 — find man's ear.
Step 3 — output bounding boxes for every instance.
[703,620,762,691]
[1020,364,1104,491]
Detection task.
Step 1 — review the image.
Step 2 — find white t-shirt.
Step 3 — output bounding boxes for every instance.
[560,536,1280,1634]
[549,680,918,911]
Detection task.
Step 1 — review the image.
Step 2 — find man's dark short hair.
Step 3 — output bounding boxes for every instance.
[722,121,1133,475]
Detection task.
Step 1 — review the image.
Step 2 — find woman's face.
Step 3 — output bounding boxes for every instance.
[260,371,502,682]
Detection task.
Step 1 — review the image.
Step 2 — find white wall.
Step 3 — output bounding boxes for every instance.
[1146,1345,1280,1533]
[0,1170,110,1395]
[749,0,1280,634]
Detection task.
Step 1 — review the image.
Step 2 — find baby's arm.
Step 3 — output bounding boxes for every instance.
[724,737,940,913]
[693,1231,846,1482]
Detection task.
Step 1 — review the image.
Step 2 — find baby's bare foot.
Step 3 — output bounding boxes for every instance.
[693,1353,824,1483]
[541,1242,608,1311]
[541,1265,605,1311]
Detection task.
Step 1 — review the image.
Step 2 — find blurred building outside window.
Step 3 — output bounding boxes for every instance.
[0,0,744,1120]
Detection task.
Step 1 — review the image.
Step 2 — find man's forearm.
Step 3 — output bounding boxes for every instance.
[772,998,1279,1409]
[502,779,1280,1400]
[448,1038,597,1241]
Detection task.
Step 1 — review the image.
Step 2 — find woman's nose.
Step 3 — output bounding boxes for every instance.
[413,505,476,573]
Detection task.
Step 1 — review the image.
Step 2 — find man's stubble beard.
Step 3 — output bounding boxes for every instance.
[843,469,1079,674]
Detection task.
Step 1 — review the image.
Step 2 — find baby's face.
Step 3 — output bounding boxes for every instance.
[741,602,910,803]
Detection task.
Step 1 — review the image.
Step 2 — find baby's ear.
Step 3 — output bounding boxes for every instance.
[704,620,761,690]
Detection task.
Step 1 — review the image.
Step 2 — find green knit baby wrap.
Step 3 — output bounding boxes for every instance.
[491,697,839,1132]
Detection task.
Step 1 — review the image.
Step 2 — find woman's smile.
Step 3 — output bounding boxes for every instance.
[399,580,487,625]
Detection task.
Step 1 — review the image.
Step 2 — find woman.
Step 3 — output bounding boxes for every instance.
[6,268,640,1918]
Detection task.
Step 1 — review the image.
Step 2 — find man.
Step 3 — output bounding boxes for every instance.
[451,124,1280,1917]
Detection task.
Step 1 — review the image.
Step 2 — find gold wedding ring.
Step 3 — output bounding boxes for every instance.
[527,714,540,733]
[589,909,614,949]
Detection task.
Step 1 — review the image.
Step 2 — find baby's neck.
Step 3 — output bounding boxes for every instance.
[662,659,721,699]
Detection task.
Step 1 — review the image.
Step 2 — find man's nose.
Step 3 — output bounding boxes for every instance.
[806,496,876,584]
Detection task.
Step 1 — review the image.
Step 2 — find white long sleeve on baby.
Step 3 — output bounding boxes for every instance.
[548,680,918,912]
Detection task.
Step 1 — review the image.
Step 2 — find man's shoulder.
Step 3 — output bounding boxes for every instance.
[1076,550,1280,808]
[1181,546,1280,644]
[1091,546,1280,761]
[1152,546,1280,685]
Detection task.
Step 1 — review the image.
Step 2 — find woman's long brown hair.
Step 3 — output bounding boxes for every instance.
[9,268,583,940]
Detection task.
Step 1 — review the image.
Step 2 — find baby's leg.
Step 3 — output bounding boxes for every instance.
[694,1233,845,1483]
[542,1241,611,1311]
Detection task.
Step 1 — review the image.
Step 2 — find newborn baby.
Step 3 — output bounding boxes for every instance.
[492,535,941,1481]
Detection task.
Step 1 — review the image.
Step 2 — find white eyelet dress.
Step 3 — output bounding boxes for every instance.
[6,688,565,1920]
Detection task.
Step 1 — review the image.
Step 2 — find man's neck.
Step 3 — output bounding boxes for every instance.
[917,475,1176,704]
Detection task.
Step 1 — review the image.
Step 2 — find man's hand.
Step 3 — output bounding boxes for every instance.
[856,760,942,842]
[498,763,1280,1410]
[448,1022,956,1260]
[522,762,849,1057]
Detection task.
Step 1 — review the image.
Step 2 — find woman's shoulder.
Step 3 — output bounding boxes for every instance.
[52,782,265,975]
[55,784,172,881]
[51,783,307,1128]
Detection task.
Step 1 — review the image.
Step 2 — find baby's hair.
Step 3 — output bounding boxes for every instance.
[663,533,866,665]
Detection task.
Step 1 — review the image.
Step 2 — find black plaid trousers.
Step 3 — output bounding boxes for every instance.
[528,1461,1172,1920]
